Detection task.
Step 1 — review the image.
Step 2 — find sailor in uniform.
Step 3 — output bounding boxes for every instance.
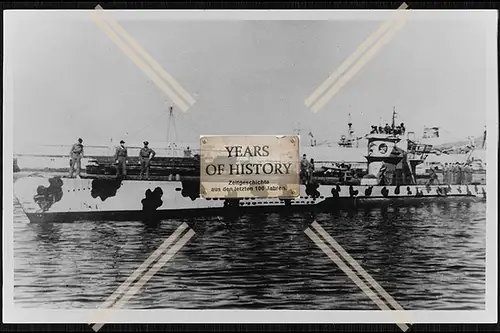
[308,158,315,183]
[184,146,192,157]
[378,164,388,185]
[451,163,458,184]
[469,163,474,184]
[69,138,84,178]
[384,123,391,134]
[139,141,156,180]
[464,163,472,185]
[300,154,310,184]
[426,167,439,185]
[457,163,464,185]
[443,163,449,184]
[114,140,128,179]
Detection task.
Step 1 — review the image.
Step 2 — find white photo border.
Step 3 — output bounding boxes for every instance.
[3,8,498,325]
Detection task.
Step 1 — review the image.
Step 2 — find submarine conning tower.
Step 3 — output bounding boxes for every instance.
[360,129,432,186]
[361,133,406,186]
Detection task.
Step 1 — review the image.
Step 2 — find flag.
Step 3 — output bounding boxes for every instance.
[308,131,314,138]
[407,140,415,152]
[423,127,440,139]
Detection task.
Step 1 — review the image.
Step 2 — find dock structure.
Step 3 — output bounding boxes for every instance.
[85,155,200,177]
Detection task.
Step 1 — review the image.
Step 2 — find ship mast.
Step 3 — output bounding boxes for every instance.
[347,112,357,147]
[166,105,178,143]
[391,106,396,129]
[482,128,486,149]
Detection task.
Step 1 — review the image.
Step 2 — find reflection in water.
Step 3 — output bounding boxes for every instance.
[13,200,486,310]
[33,222,63,245]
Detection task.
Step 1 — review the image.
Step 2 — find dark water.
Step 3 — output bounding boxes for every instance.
[13,199,486,310]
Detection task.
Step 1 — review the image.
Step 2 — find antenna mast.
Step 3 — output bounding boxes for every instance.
[166,105,178,143]
[392,106,396,129]
[482,128,486,149]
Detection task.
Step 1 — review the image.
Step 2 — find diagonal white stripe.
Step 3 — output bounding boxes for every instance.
[91,229,195,332]
[312,221,408,312]
[310,10,410,113]
[305,227,410,332]
[305,2,408,108]
[90,10,191,112]
[95,5,196,107]
[87,222,188,325]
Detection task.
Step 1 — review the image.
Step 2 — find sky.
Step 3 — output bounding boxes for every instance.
[5,10,496,152]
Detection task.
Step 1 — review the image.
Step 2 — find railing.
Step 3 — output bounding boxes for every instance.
[407,141,433,161]
[14,145,201,159]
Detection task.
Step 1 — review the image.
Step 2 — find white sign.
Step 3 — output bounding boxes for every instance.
[199,135,300,198]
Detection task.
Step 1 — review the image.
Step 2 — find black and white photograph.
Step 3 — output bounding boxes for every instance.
[3,6,498,329]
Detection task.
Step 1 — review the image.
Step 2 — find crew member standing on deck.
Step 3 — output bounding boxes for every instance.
[378,164,388,185]
[461,163,466,185]
[453,162,460,185]
[114,140,128,179]
[384,123,392,134]
[462,162,469,185]
[453,163,460,184]
[442,163,446,184]
[466,163,473,184]
[443,163,450,184]
[300,154,310,184]
[458,163,465,185]
[462,163,469,185]
[184,146,192,157]
[69,138,84,178]
[308,158,315,183]
[139,141,156,180]
[426,167,438,185]
[451,164,456,184]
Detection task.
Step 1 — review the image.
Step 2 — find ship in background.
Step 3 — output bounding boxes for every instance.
[291,113,367,182]
[337,112,364,149]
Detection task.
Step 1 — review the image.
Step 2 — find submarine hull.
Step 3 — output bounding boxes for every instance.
[13,175,486,223]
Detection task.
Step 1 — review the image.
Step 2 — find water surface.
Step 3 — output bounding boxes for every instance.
[13,199,486,310]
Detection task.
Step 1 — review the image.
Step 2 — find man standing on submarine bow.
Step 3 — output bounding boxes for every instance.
[69,138,84,178]
[139,141,156,180]
[114,140,128,179]
[300,154,311,184]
